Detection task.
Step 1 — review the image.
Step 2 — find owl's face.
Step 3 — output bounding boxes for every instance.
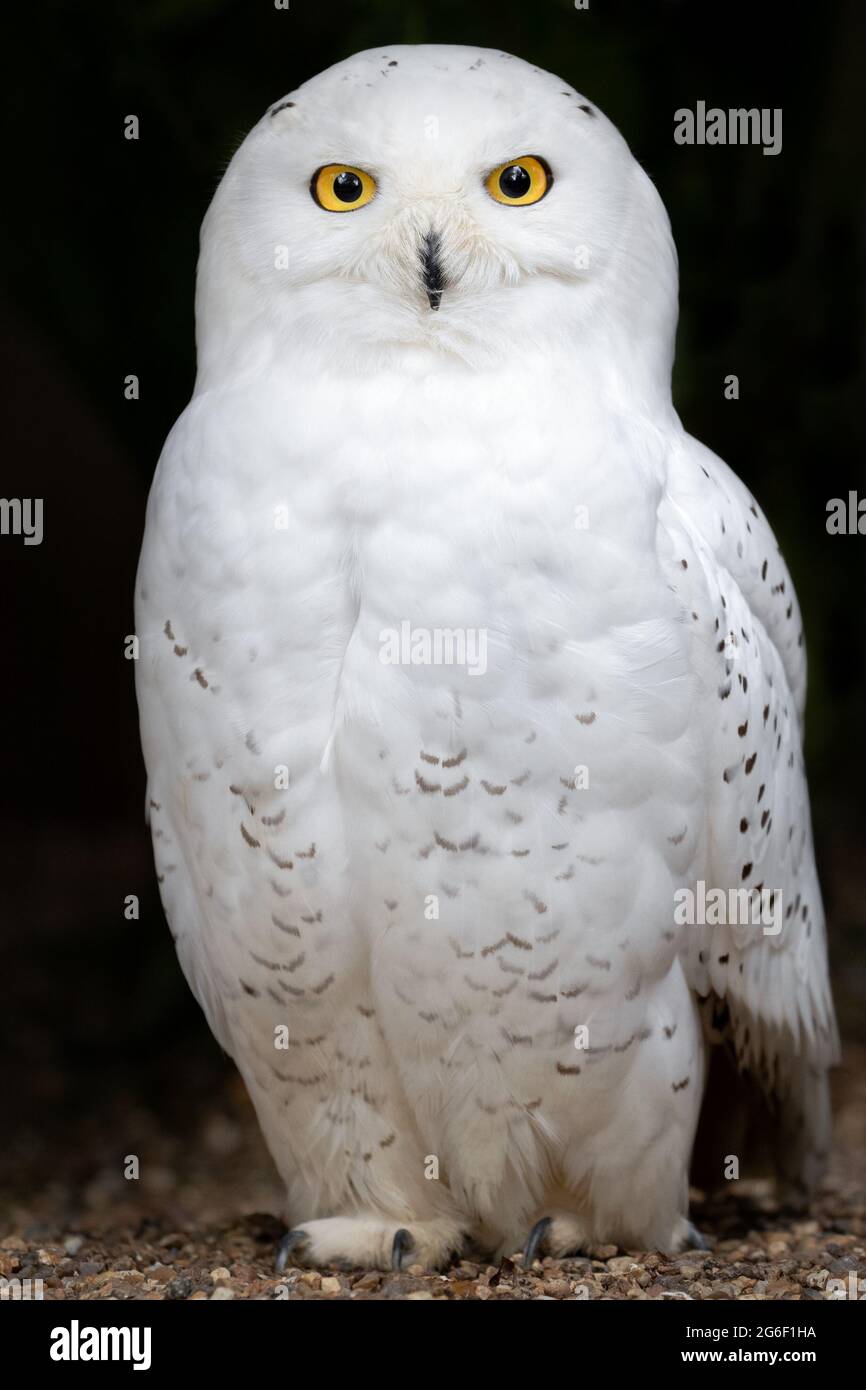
[199,46,676,381]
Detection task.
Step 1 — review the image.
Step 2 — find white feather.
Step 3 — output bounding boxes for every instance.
[135,45,836,1265]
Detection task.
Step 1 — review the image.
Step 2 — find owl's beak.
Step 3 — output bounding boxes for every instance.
[421,230,445,311]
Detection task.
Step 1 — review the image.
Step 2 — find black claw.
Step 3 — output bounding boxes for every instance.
[523,1216,552,1270]
[391,1228,414,1271]
[686,1221,709,1251]
[275,1228,307,1273]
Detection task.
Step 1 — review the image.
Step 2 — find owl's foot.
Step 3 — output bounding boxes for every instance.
[520,1211,591,1267]
[519,1212,709,1266]
[522,1217,551,1269]
[274,1213,465,1273]
[675,1218,710,1253]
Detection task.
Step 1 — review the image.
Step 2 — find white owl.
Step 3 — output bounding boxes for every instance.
[135,45,838,1272]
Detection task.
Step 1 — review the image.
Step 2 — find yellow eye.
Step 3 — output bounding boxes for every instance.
[485,155,551,206]
[311,164,377,212]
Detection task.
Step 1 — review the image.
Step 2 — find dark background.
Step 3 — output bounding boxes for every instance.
[1,0,863,1195]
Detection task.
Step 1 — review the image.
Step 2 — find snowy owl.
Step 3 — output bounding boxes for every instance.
[135,44,838,1271]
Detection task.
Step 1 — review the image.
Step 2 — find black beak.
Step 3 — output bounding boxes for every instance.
[421,231,445,311]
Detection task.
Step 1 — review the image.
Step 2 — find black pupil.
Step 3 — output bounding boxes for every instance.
[333,171,363,203]
[499,164,531,198]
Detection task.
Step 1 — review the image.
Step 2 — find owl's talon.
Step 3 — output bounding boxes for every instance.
[522,1216,552,1269]
[275,1228,308,1273]
[686,1221,709,1251]
[391,1227,414,1270]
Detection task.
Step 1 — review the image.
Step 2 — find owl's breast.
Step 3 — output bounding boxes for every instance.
[309,373,706,1019]
[137,367,706,1108]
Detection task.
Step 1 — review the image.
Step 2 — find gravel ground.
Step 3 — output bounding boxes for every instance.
[2,1050,863,1302]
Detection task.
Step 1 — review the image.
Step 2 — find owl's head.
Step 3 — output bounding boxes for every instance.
[197,45,677,402]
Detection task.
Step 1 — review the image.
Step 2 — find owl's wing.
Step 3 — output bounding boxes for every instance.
[135,413,246,1065]
[660,430,838,1193]
[141,764,237,1061]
